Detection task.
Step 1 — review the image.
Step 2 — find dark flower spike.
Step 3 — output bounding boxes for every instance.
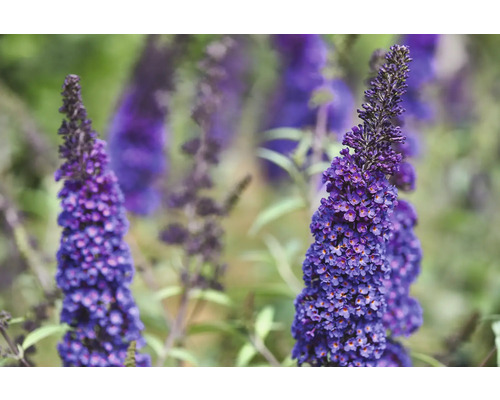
[108,35,185,215]
[162,37,250,292]
[291,45,411,367]
[343,45,411,175]
[55,75,150,367]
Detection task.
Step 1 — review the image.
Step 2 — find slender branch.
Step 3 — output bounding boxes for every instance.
[0,326,31,367]
[155,288,190,367]
[127,230,173,327]
[0,189,53,294]
[309,103,329,205]
[479,346,497,367]
[250,334,281,367]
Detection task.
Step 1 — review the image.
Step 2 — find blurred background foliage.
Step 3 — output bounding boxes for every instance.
[1,34,500,367]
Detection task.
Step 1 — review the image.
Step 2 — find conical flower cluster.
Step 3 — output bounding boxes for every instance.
[291,45,411,366]
[55,75,150,367]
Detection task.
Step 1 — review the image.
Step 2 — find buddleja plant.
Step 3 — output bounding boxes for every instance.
[291,45,412,366]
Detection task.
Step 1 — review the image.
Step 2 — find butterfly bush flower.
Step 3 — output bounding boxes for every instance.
[383,199,422,337]
[291,45,411,366]
[376,339,412,367]
[55,75,150,367]
[108,35,180,215]
[262,34,354,180]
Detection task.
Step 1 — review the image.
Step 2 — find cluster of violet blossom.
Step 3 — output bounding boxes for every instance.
[261,34,354,181]
[55,75,149,367]
[376,35,435,365]
[108,35,183,216]
[291,45,411,367]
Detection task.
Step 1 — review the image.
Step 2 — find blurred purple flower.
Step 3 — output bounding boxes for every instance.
[261,34,354,180]
[108,35,179,215]
[400,34,439,122]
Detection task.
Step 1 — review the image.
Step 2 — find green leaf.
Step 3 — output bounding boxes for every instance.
[246,284,296,299]
[249,197,306,236]
[144,333,164,358]
[124,341,137,367]
[187,321,247,341]
[325,142,345,161]
[291,134,313,167]
[305,161,331,176]
[260,128,303,142]
[256,148,300,179]
[236,343,257,367]
[255,306,275,340]
[491,321,500,366]
[310,86,334,107]
[22,324,69,350]
[169,348,199,366]
[8,317,25,325]
[263,234,303,294]
[411,352,446,367]
[190,289,233,307]
[155,286,182,301]
[281,354,296,367]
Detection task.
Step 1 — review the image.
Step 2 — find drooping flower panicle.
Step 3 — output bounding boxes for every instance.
[291,45,411,367]
[55,75,149,367]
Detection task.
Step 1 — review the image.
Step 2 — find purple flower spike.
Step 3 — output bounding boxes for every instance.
[376,339,412,367]
[291,45,411,367]
[55,75,150,367]
[108,35,181,215]
[383,200,423,338]
[261,34,354,181]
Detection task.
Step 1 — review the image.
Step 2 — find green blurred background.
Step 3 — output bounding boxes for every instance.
[1,34,500,367]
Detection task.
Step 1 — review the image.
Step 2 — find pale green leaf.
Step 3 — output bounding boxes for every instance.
[291,134,313,167]
[260,128,303,142]
[155,286,182,301]
[305,161,331,176]
[236,343,257,367]
[255,306,274,340]
[263,234,303,294]
[188,321,246,341]
[256,148,300,178]
[8,317,25,325]
[169,348,199,366]
[144,333,165,358]
[281,354,297,367]
[411,352,446,367]
[249,197,305,236]
[22,324,69,350]
[491,321,500,367]
[190,289,233,307]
